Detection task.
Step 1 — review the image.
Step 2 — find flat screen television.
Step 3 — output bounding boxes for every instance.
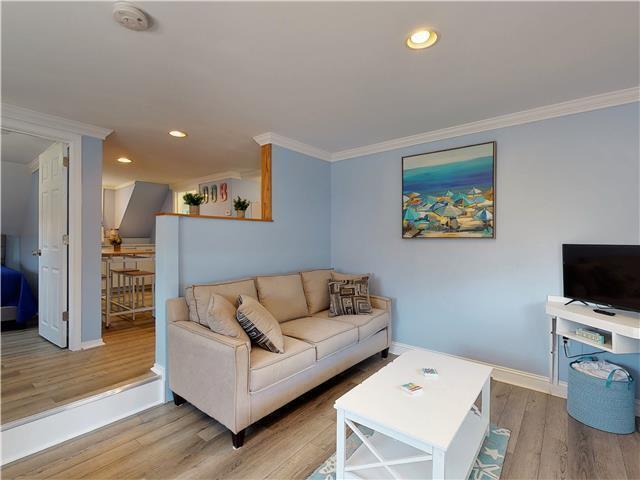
[563,244,640,312]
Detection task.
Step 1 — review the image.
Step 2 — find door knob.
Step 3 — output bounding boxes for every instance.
[32,249,42,256]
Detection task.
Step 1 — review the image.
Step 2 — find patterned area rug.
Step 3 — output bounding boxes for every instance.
[308,424,510,480]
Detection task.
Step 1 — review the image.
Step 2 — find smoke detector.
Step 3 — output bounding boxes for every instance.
[113,2,151,31]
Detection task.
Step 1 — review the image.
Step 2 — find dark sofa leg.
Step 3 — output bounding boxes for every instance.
[381,348,389,359]
[231,429,246,449]
[172,392,186,406]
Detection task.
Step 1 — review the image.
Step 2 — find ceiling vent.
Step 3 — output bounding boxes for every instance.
[113,2,151,31]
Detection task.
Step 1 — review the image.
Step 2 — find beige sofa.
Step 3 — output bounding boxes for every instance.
[166,270,391,448]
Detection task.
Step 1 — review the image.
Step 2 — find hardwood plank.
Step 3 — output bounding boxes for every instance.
[502,390,548,479]
[538,395,568,480]
[1,313,155,424]
[3,354,636,480]
[617,423,640,480]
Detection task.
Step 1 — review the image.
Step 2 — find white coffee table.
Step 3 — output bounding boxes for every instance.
[334,350,492,480]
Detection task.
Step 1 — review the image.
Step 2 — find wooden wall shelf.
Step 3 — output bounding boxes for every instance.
[155,213,272,222]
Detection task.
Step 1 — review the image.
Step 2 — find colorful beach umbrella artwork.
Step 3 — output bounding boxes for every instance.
[454,196,473,207]
[425,195,438,203]
[434,204,463,218]
[468,187,482,195]
[444,190,455,197]
[404,206,421,222]
[428,201,448,212]
[470,195,487,204]
[452,192,466,201]
[474,208,493,221]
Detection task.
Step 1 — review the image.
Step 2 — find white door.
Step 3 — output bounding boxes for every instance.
[38,143,68,348]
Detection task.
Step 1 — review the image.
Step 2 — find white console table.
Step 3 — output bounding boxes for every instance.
[546,296,640,388]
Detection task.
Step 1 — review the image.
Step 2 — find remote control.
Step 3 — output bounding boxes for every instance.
[593,308,616,316]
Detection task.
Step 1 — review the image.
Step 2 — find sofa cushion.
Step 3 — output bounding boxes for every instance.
[314,308,388,341]
[185,278,257,325]
[237,295,285,353]
[280,317,357,360]
[328,278,372,317]
[301,269,334,314]
[250,336,315,392]
[206,294,250,343]
[256,274,309,323]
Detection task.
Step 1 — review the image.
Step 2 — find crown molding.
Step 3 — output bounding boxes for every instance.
[330,87,640,161]
[1,104,113,140]
[253,132,332,162]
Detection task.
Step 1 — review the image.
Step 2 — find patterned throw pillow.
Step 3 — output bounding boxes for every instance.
[236,295,285,353]
[328,278,373,317]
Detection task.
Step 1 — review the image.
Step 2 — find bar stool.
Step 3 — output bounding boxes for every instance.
[121,270,155,320]
[110,266,139,309]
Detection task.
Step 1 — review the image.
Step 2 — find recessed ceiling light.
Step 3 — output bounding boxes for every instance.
[169,130,187,138]
[406,29,438,50]
[117,157,132,163]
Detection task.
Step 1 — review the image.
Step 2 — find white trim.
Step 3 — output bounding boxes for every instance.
[1,104,113,140]
[80,339,105,350]
[253,132,332,162]
[390,341,640,416]
[255,88,639,163]
[1,113,87,351]
[28,156,40,173]
[151,362,165,378]
[331,87,639,161]
[0,375,163,465]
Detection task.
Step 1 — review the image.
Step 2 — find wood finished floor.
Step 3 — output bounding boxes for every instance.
[3,353,638,479]
[1,313,155,424]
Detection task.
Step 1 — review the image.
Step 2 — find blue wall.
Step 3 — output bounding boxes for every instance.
[155,145,332,371]
[81,136,103,343]
[331,104,640,386]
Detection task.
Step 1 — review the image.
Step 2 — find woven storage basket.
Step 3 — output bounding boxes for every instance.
[567,357,636,434]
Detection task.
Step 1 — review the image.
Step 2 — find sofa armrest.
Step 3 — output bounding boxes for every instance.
[167,297,189,323]
[168,320,251,433]
[370,295,392,348]
[370,295,391,312]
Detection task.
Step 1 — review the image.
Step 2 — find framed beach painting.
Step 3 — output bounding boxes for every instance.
[402,141,496,239]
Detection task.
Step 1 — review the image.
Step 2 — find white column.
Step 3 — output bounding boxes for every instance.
[336,409,346,480]
[482,376,491,438]
[432,448,446,480]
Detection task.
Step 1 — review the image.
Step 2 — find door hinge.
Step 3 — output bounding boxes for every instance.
[63,156,69,168]
[62,311,69,322]
[62,234,70,245]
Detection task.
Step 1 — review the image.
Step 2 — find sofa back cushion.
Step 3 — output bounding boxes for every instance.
[185,278,258,325]
[237,295,285,353]
[256,273,309,322]
[301,269,334,314]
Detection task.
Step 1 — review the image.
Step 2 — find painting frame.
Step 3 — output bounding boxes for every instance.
[402,141,496,239]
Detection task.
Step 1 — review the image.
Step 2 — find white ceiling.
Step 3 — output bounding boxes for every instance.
[2,2,638,186]
[1,130,55,165]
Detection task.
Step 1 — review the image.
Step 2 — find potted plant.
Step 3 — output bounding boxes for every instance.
[183,192,205,215]
[109,232,123,252]
[233,196,250,218]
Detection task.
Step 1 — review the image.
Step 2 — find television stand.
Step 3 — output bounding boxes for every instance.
[546,296,640,390]
[564,298,589,306]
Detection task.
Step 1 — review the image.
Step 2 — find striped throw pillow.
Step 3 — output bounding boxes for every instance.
[236,295,285,353]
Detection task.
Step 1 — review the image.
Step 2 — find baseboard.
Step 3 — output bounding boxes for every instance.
[1,375,164,465]
[390,341,640,416]
[80,339,105,350]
